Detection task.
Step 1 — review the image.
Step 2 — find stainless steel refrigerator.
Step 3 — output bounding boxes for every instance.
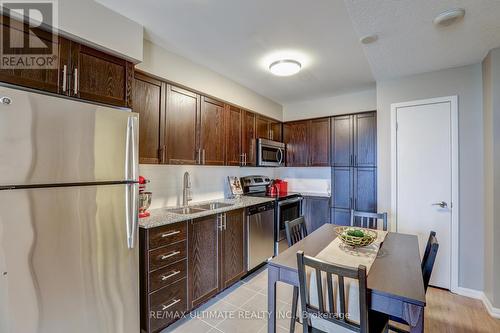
[0,85,140,333]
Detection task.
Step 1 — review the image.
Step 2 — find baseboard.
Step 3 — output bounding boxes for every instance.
[454,287,500,319]
[481,293,500,319]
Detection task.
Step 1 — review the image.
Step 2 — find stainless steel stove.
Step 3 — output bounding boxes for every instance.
[241,175,303,255]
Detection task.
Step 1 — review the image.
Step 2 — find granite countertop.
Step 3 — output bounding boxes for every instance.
[139,196,275,229]
[299,191,331,198]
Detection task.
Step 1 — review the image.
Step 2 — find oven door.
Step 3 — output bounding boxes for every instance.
[257,139,285,167]
[276,197,303,253]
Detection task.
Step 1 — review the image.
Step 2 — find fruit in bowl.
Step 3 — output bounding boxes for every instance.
[335,226,377,248]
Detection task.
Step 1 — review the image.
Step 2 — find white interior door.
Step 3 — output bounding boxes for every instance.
[395,99,454,289]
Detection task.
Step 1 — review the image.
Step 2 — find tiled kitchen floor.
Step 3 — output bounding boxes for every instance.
[162,266,299,333]
[163,266,500,333]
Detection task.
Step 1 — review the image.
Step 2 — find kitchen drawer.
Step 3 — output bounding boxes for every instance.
[149,278,187,332]
[149,222,187,249]
[149,259,187,292]
[149,241,187,271]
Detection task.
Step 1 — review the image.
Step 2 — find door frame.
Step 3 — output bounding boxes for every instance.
[390,95,459,293]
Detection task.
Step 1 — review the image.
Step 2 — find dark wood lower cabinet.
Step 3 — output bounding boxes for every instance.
[188,214,219,309]
[141,208,248,332]
[140,222,188,333]
[302,196,331,233]
[220,209,246,289]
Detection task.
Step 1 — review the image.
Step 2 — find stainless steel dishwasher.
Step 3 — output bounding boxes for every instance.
[247,201,275,271]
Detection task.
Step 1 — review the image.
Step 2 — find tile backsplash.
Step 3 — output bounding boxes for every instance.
[139,165,275,209]
[139,165,332,209]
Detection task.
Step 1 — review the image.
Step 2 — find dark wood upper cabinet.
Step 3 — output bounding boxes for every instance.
[165,85,200,165]
[0,15,65,93]
[0,15,133,107]
[309,118,331,166]
[188,214,219,309]
[219,209,246,289]
[283,118,329,167]
[70,43,133,107]
[241,110,257,166]
[331,115,353,167]
[256,115,271,140]
[225,105,242,166]
[271,121,282,142]
[256,115,282,141]
[354,112,377,167]
[283,121,309,167]
[200,96,225,165]
[133,72,165,164]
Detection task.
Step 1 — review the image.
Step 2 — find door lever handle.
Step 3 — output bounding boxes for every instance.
[432,201,448,208]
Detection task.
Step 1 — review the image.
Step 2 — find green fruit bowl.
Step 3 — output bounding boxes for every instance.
[335,226,378,248]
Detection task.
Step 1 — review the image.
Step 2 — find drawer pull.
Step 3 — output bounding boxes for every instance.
[161,251,180,260]
[161,270,181,281]
[161,299,181,311]
[161,230,180,238]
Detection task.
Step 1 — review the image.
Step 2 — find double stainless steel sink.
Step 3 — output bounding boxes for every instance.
[166,202,234,215]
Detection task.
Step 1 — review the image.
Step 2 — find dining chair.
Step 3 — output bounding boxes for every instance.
[389,231,439,333]
[285,216,308,247]
[296,251,389,333]
[285,217,308,333]
[350,210,388,231]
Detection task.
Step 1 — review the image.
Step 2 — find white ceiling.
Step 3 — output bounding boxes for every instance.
[345,0,500,80]
[97,0,500,104]
[96,0,375,104]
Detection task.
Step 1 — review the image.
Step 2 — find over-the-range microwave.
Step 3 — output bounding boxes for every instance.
[257,138,285,167]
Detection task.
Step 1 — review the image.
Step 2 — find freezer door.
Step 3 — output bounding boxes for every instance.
[0,184,139,333]
[0,85,139,186]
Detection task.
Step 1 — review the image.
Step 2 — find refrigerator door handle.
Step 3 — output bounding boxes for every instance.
[125,116,139,181]
[125,183,139,249]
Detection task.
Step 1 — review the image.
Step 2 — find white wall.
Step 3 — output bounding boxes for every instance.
[139,165,275,209]
[377,64,485,291]
[275,168,331,195]
[59,0,143,62]
[283,87,376,121]
[137,40,283,120]
[482,48,500,308]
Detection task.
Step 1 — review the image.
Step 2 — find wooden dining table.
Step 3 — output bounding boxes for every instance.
[268,224,426,333]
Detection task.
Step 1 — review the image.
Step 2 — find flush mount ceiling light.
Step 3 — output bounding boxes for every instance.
[269,59,302,76]
[433,8,466,27]
[360,34,378,44]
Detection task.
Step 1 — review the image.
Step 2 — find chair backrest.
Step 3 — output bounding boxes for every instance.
[421,231,439,291]
[285,216,308,247]
[350,210,388,231]
[296,251,368,333]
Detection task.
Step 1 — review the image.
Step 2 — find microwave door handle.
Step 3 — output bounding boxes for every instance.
[277,148,284,165]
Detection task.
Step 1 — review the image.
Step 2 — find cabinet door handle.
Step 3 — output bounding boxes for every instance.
[350,154,353,166]
[202,149,206,165]
[161,299,181,311]
[73,67,78,95]
[161,251,180,260]
[161,230,180,238]
[223,213,227,230]
[62,65,67,92]
[161,270,181,281]
[245,153,248,166]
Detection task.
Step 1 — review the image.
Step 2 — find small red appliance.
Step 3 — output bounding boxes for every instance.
[138,176,152,218]
[274,179,288,194]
